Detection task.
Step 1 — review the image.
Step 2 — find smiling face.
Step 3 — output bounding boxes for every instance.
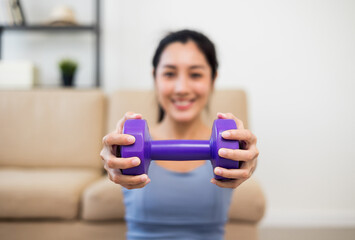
[154,40,215,123]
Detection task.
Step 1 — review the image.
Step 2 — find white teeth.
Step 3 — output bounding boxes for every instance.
[175,101,190,106]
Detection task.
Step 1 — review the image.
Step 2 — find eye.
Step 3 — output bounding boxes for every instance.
[190,73,202,79]
[164,72,176,78]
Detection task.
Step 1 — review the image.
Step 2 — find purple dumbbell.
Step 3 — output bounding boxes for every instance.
[116,119,240,180]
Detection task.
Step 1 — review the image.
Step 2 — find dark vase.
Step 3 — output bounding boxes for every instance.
[62,73,75,87]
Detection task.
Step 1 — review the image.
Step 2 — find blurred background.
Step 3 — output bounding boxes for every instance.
[1,0,355,238]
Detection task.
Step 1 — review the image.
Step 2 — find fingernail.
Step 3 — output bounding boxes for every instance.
[222,131,230,138]
[132,158,140,166]
[141,175,147,182]
[215,168,222,175]
[219,148,227,156]
[132,113,141,118]
[128,136,135,143]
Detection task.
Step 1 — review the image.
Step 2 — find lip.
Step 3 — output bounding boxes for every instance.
[172,98,195,111]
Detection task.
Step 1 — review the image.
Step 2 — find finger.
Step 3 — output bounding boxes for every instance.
[211,178,243,188]
[217,112,244,129]
[105,156,141,169]
[115,112,142,133]
[214,167,252,180]
[115,112,135,132]
[123,178,151,190]
[100,146,110,161]
[232,117,244,130]
[106,168,117,182]
[103,132,136,146]
[218,146,259,161]
[112,173,149,186]
[221,129,256,144]
[217,112,229,119]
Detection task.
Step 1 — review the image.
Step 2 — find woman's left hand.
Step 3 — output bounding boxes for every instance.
[211,112,259,189]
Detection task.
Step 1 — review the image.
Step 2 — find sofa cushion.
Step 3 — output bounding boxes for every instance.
[0,89,105,168]
[107,90,158,132]
[81,176,125,221]
[0,168,101,219]
[81,176,265,223]
[208,89,248,128]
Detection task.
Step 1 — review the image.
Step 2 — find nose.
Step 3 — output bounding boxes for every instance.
[174,74,189,94]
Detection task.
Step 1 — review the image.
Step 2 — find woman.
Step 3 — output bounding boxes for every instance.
[101,30,259,239]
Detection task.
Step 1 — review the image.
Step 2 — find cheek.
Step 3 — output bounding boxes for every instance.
[155,79,173,104]
[194,81,212,100]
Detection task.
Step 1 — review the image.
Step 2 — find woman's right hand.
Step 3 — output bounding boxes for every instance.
[100,112,151,189]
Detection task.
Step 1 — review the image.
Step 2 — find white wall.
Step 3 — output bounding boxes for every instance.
[4,0,355,227]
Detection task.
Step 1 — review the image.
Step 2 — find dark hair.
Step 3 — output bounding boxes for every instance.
[152,29,219,122]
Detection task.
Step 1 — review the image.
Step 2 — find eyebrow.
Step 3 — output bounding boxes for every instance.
[162,64,206,70]
[162,65,177,69]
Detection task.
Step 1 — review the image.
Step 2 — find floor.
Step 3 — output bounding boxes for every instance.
[1,222,355,239]
[259,227,355,240]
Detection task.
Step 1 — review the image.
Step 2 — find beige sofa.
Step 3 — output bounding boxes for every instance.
[0,89,265,240]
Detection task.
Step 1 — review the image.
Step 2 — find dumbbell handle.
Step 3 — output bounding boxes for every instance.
[120,118,239,179]
[151,140,211,160]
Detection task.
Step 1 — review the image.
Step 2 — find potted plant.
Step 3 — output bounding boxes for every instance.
[59,59,78,87]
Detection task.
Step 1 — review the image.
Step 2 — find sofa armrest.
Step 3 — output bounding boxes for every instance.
[81,176,125,221]
[228,178,266,223]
